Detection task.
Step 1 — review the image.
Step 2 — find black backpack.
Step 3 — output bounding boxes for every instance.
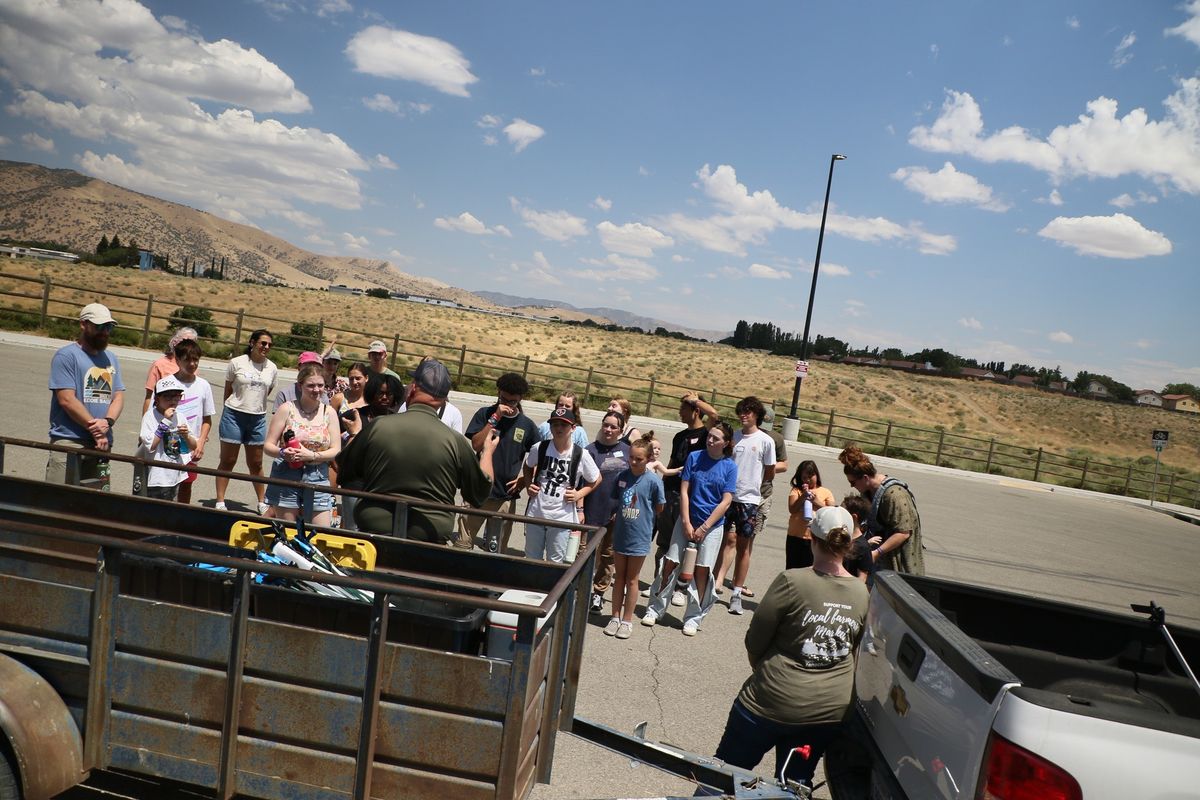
[533,440,584,490]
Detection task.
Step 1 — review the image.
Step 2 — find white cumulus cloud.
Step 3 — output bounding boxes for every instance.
[1109,191,1158,208]
[591,196,612,211]
[345,26,477,97]
[21,132,55,152]
[503,118,545,152]
[434,211,507,236]
[363,93,400,113]
[511,199,588,241]
[0,0,367,227]
[891,161,1010,211]
[374,154,397,170]
[655,164,956,257]
[748,263,790,279]
[1048,330,1074,343]
[1037,213,1172,259]
[959,316,983,330]
[341,232,369,250]
[576,253,659,282]
[596,221,673,257]
[1111,31,1136,69]
[477,114,502,128]
[820,262,852,277]
[910,82,1200,194]
[1166,0,1200,48]
[1036,189,1064,206]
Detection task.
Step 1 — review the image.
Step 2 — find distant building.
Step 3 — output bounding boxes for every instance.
[1135,390,1163,408]
[1162,394,1199,414]
[1012,375,1037,387]
[0,244,79,263]
[960,367,997,380]
[1086,380,1109,397]
[1048,381,1069,393]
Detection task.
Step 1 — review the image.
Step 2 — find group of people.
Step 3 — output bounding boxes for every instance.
[47,301,927,791]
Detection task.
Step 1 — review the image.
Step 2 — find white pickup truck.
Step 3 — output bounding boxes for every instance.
[826,571,1200,800]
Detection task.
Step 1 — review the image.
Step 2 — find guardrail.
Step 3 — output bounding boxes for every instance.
[2,267,1197,508]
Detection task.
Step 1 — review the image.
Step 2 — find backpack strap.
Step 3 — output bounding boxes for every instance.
[536,439,551,481]
[867,477,917,537]
[568,445,583,488]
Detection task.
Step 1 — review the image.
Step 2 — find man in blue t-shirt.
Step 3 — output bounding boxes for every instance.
[46,303,126,488]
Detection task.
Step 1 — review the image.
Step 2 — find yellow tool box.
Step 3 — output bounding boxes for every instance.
[229,521,377,571]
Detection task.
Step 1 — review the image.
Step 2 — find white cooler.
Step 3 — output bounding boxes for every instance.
[486,589,556,661]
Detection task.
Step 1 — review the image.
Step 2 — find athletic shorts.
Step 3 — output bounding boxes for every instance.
[725,501,760,539]
[219,407,267,446]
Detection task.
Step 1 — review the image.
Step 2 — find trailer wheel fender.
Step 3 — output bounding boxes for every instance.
[0,655,85,800]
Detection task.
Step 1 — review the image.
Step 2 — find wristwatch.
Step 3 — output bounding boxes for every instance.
[104,417,115,427]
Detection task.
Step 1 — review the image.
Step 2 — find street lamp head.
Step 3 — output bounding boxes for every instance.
[833,154,847,161]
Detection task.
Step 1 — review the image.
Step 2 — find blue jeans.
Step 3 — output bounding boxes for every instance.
[712,699,842,787]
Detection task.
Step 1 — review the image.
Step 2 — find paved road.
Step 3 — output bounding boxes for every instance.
[2,332,1197,800]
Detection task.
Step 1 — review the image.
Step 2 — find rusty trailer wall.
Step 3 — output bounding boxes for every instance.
[0,473,596,800]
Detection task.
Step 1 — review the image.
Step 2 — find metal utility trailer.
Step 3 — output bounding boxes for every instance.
[0,473,598,800]
[0,436,807,800]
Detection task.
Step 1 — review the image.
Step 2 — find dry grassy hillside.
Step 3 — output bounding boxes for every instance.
[0,160,502,309]
[2,259,1196,477]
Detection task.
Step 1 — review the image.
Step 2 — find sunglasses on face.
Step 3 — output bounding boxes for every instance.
[90,322,115,332]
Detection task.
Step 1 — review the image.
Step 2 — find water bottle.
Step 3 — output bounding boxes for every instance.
[565,530,582,563]
[97,458,111,492]
[680,542,698,582]
[283,429,302,468]
[802,483,814,521]
[177,424,190,456]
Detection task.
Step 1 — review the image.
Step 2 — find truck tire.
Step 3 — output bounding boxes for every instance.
[0,745,19,800]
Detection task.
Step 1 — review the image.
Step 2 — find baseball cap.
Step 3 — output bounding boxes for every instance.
[763,406,776,425]
[155,375,186,395]
[548,407,575,426]
[809,506,854,542]
[367,340,387,354]
[298,351,322,365]
[409,358,451,399]
[324,348,342,362]
[79,303,115,325]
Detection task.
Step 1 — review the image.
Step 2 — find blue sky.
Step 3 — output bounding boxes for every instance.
[1,1,1198,391]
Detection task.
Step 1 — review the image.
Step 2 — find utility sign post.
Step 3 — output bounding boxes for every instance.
[794,360,809,378]
[1150,430,1169,507]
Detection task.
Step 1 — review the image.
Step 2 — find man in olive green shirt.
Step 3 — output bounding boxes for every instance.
[339,358,496,542]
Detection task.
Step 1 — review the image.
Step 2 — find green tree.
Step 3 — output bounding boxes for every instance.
[96,235,110,253]
[109,234,121,250]
[365,287,390,299]
[275,321,321,354]
[1162,383,1200,401]
[166,306,219,340]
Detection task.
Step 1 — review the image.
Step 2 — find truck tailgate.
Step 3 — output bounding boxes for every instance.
[854,571,1019,799]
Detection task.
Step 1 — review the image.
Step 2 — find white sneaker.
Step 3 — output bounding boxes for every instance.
[257,502,269,515]
[641,611,658,627]
[616,621,633,639]
[214,501,227,511]
[639,587,651,598]
[603,617,621,636]
[671,590,686,607]
[682,620,699,636]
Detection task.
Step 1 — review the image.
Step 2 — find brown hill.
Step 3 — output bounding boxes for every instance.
[0,159,501,309]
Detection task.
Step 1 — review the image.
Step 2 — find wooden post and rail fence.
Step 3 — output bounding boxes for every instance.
[1,267,1197,508]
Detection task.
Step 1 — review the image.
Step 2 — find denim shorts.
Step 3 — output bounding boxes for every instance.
[263,459,334,512]
[219,407,267,446]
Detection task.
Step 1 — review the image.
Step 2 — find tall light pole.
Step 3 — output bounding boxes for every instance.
[784,153,846,440]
